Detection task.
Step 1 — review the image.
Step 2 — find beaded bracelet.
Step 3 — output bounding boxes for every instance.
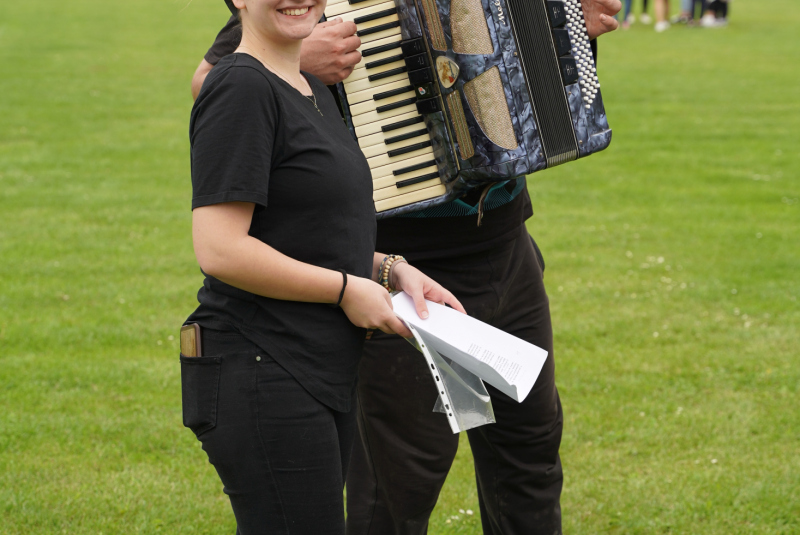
[379,254,406,292]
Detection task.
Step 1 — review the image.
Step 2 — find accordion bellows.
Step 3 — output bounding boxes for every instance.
[329,0,612,217]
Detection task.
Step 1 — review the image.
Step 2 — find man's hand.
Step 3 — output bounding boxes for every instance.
[580,0,622,40]
[300,18,362,85]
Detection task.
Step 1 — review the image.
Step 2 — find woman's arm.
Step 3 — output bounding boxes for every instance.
[193,202,411,336]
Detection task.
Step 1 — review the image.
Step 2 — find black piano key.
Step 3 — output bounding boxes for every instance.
[396,172,440,188]
[354,8,397,24]
[381,115,425,133]
[374,85,414,101]
[376,97,418,114]
[368,66,408,82]
[385,128,429,145]
[415,98,440,114]
[362,41,402,57]
[404,53,429,70]
[400,39,426,57]
[387,140,432,158]
[414,82,435,99]
[348,0,371,4]
[365,54,404,70]
[552,28,572,56]
[393,159,437,176]
[546,1,567,27]
[559,57,579,85]
[408,68,434,86]
[357,21,401,37]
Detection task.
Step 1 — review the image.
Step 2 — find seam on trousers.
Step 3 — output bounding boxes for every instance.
[254,361,291,534]
[485,255,501,325]
[357,398,381,535]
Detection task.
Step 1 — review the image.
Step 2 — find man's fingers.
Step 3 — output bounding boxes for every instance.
[335,20,358,37]
[317,17,342,28]
[341,49,362,69]
[600,13,619,30]
[341,35,362,54]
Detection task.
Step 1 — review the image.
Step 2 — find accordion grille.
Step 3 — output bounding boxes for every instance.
[505,0,578,166]
[446,91,475,159]
[463,67,519,151]
[419,0,447,50]
[451,0,494,55]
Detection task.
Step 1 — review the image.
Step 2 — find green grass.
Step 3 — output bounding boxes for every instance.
[1,0,798,533]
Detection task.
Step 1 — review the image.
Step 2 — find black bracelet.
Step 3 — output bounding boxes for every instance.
[330,269,347,308]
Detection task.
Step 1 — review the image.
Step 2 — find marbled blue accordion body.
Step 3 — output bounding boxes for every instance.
[328,0,612,217]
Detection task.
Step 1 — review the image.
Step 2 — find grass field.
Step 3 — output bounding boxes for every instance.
[1,0,798,533]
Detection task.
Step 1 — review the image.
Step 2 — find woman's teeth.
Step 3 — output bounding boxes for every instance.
[280,7,309,15]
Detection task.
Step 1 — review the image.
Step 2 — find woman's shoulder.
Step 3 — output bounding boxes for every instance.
[198,54,278,106]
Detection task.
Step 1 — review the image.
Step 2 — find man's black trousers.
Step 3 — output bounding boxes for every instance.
[346,226,563,535]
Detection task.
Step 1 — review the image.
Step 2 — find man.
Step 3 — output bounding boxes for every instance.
[192,1,621,533]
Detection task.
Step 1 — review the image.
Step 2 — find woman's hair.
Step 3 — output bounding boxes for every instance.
[224,0,238,16]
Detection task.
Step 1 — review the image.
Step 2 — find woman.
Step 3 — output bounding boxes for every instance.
[182,0,464,532]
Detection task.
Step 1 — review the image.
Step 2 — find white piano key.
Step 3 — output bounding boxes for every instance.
[357,33,403,54]
[354,110,422,138]
[367,145,433,169]
[346,77,412,105]
[345,59,405,82]
[357,25,401,45]
[372,164,438,190]
[358,120,429,148]
[370,152,436,179]
[349,88,415,116]
[352,102,418,128]
[344,70,407,96]
[355,14,400,34]
[336,1,396,23]
[374,176,442,201]
[353,46,405,71]
[325,0,388,17]
[361,132,430,159]
[374,183,447,212]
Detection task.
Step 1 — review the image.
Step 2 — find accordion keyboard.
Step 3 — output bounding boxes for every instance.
[325,0,447,212]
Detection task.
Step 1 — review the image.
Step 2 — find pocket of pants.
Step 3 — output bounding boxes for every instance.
[180,354,222,436]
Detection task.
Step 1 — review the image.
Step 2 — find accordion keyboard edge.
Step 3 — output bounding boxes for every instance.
[328,0,612,218]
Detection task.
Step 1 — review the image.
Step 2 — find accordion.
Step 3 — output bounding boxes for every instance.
[327,0,612,218]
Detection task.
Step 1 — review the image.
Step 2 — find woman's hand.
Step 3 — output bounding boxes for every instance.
[340,276,412,337]
[391,263,467,320]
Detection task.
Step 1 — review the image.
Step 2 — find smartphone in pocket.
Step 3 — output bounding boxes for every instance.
[180,323,202,357]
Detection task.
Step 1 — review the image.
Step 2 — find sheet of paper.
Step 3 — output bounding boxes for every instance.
[392,292,548,402]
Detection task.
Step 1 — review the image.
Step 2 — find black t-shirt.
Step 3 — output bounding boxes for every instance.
[187,53,376,412]
[201,19,535,259]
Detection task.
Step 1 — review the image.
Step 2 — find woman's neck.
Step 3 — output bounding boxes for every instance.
[237,27,309,94]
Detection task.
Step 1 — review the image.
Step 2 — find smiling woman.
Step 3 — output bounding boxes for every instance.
[182,0,463,533]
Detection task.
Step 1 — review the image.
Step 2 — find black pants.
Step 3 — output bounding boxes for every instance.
[346,227,563,535]
[181,330,356,535]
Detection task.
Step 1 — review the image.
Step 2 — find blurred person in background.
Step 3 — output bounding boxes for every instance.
[701,0,730,27]
[672,0,707,24]
[654,0,670,31]
[621,0,652,28]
